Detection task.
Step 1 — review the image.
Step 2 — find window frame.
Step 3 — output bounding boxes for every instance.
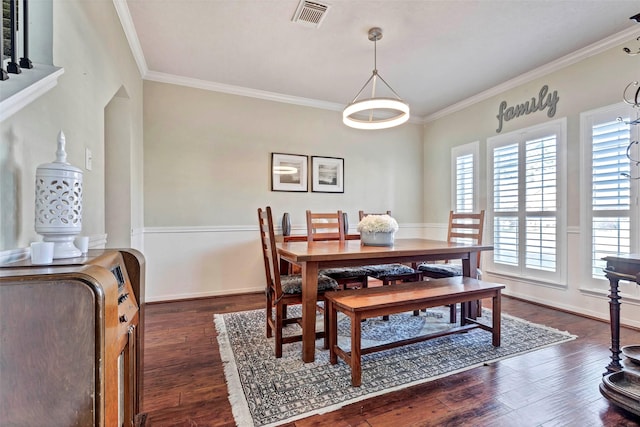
[486,118,567,286]
[580,103,639,290]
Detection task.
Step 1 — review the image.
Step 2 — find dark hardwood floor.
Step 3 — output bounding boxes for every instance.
[142,289,640,426]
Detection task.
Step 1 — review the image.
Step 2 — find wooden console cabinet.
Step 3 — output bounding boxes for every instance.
[0,249,145,426]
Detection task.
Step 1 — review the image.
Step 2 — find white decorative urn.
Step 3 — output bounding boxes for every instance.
[34,131,83,259]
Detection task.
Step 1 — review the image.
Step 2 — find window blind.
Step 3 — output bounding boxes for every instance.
[456,153,474,213]
[525,135,557,271]
[590,117,631,278]
[493,143,519,266]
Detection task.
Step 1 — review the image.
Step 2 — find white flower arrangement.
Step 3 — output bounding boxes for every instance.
[356,214,399,234]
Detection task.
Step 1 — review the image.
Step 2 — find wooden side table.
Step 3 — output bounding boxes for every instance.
[600,254,640,416]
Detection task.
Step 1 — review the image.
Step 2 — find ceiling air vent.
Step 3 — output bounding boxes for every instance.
[292,1,330,28]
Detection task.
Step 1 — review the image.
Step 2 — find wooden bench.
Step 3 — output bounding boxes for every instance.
[325,276,505,386]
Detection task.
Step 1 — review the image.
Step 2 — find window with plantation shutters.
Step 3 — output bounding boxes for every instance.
[451,142,478,214]
[582,104,638,283]
[487,119,566,283]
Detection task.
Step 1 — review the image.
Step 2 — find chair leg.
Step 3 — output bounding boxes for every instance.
[266,289,273,338]
[382,278,392,320]
[449,303,457,323]
[275,304,284,358]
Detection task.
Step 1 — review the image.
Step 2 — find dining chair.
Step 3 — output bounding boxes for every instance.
[417,210,485,278]
[358,210,422,287]
[258,206,340,357]
[306,210,370,289]
[416,210,485,322]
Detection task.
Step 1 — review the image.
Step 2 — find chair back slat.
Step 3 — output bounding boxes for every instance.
[306,210,345,242]
[258,207,283,297]
[450,223,481,231]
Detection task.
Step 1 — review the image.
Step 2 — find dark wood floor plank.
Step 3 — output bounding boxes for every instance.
[141,292,640,426]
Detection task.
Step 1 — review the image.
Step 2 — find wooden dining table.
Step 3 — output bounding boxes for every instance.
[276,238,494,362]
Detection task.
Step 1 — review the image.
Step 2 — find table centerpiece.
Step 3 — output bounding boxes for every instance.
[356,214,398,246]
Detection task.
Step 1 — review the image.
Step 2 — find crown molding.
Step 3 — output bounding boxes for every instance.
[113,0,148,77]
[423,26,640,123]
[143,70,345,111]
[144,70,427,125]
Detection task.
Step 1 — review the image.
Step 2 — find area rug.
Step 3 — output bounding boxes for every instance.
[214,307,576,427]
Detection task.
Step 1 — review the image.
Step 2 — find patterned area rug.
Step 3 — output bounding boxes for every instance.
[214,307,576,427]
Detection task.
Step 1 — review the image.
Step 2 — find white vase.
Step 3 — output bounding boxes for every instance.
[360,231,395,246]
[34,131,83,259]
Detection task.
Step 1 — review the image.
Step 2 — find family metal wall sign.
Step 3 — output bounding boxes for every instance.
[496,85,560,133]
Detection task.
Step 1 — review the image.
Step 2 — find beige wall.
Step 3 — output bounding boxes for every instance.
[0,0,143,252]
[143,80,424,228]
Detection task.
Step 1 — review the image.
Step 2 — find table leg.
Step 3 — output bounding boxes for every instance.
[328,299,337,364]
[301,262,319,363]
[462,254,480,319]
[462,253,478,279]
[492,291,501,347]
[460,300,467,326]
[606,275,622,374]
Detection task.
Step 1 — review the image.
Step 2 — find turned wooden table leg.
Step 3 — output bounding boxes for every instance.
[605,275,622,374]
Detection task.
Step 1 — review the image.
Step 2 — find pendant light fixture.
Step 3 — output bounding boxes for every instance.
[343,27,410,130]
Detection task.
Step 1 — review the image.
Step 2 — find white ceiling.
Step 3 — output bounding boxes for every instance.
[122,0,640,122]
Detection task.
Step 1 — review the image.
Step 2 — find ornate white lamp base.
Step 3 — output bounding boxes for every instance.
[43,235,81,259]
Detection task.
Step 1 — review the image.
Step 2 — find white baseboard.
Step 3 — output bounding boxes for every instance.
[145,285,264,303]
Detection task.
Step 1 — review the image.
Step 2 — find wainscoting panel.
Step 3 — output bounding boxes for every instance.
[143,226,264,302]
[142,223,440,302]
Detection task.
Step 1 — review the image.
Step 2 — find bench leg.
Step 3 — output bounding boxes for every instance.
[328,300,338,364]
[492,292,501,347]
[351,313,362,387]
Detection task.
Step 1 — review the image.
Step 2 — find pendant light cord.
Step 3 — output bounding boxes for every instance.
[373,36,377,73]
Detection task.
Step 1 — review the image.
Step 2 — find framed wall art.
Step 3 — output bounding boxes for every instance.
[271,153,308,192]
[311,156,344,193]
